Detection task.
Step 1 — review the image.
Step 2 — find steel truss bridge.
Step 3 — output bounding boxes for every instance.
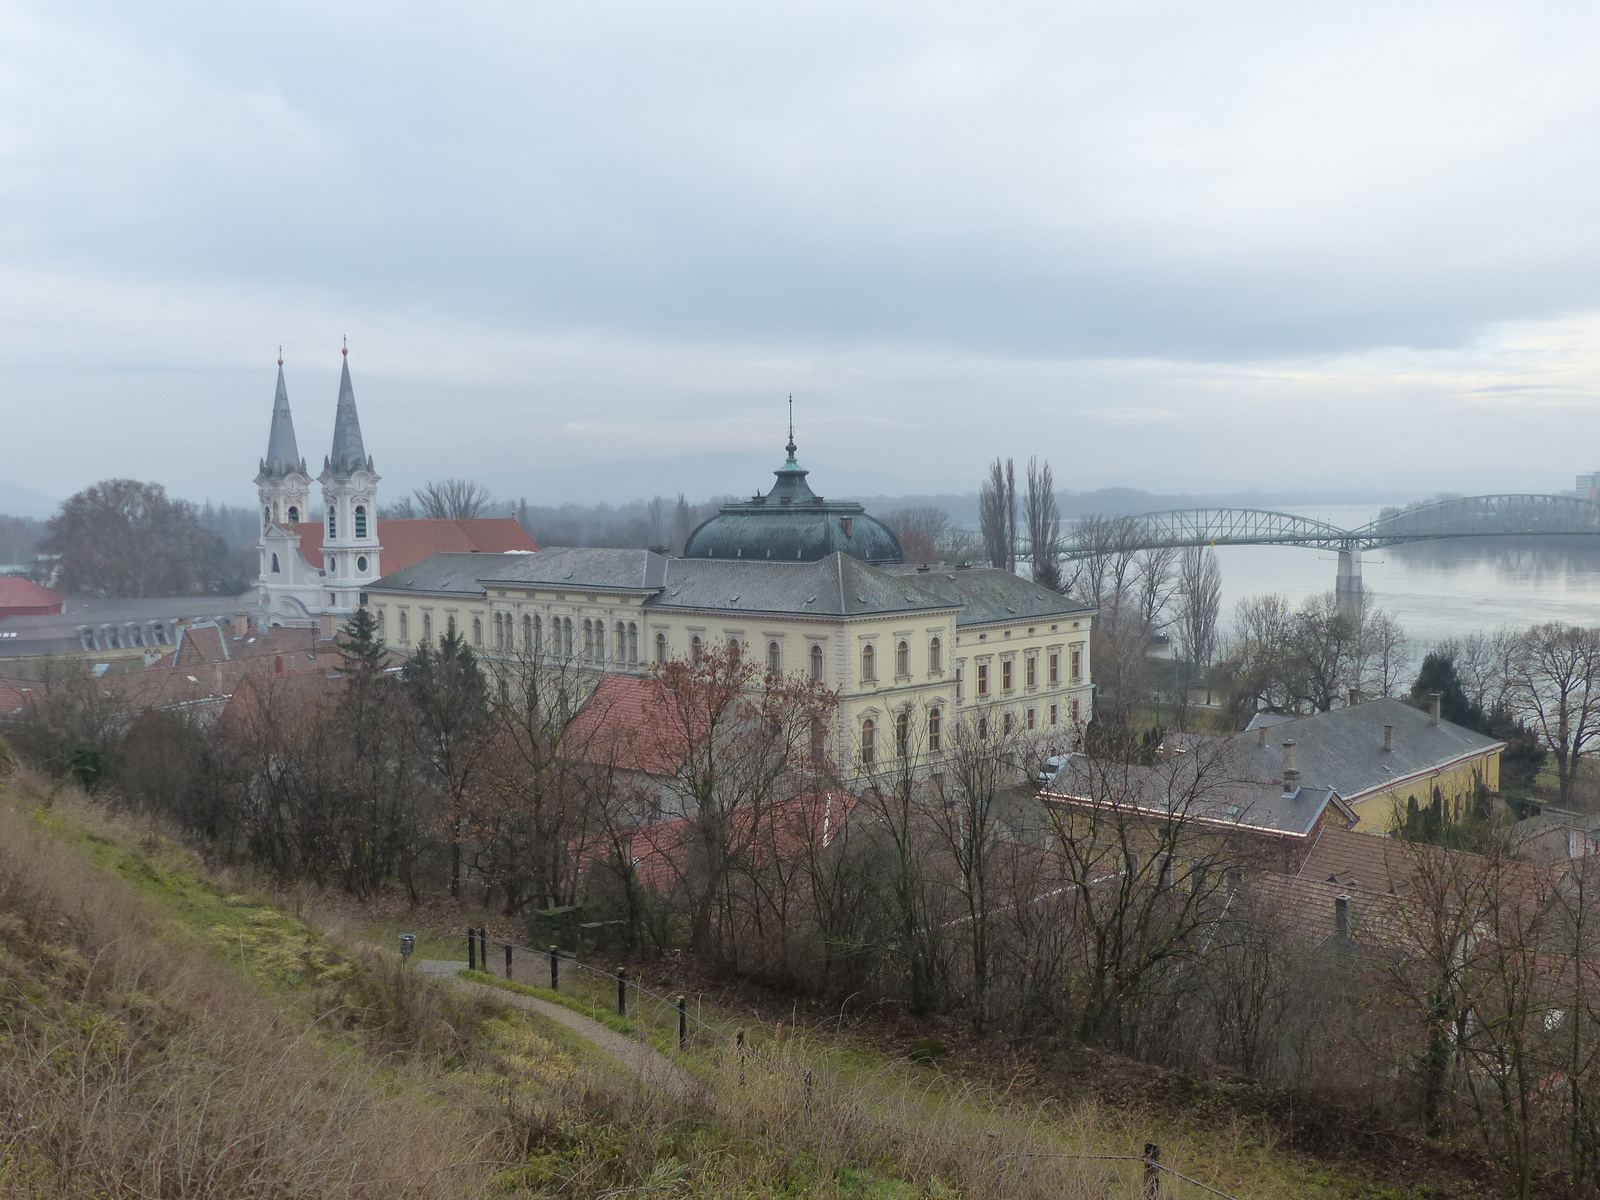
[1051,494,1600,612]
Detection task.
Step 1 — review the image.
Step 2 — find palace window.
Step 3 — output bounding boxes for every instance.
[561,617,574,657]
[977,715,988,739]
[400,611,410,645]
[928,707,942,753]
[1070,645,1082,682]
[354,505,367,538]
[1026,656,1036,689]
[976,663,989,697]
[929,636,942,673]
[377,608,386,638]
[1027,707,1035,730]
[1049,703,1058,726]
[861,644,876,683]
[1002,660,1013,691]
[1049,651,1059,685]
[1070,697,1081,723]
[1003,712,1013,734]
[525,614,536,651]
[810,644,824,681]
[656,631,668,664]
[860,718,876,767]
[691,635,703,665]
[422,613,432,643]
[472,617,483,648]
[728,638,741,667]
[767,640,781,673]
[896,711,909,758]
[270,553,280,573]
[446,615,456,638]
[896,640,910,678]
[628,623,639,664]
[616,621,627,661]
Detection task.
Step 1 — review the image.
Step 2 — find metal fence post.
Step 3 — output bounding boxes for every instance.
[737,1028,746,1087]
[549,944,559,990]
[467,926,476,971]
[478,926,488,969]
[617,966,628,1017]
[1143,1143,1161,1198]
[504,940,513,979]
[677,995,687,1050]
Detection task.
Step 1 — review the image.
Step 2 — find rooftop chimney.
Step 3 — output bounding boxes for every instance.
[1335,894,1351,938]
[1258,725,1269,747]
[1429,691,1442,724]
[1348,688,1360,707]
[1383,723,1395,752]
[1281,739,1300,796]
[318,611,338,641]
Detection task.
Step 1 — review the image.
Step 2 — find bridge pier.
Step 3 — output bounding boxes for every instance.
[1335,548,1363,618]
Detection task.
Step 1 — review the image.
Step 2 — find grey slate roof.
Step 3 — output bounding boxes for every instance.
[1230,697,1504,802]
[880,565,1094,627]
[326,352,371,476]
[681,443,903,566]
[371,547,960,619]
[260,363,305,480]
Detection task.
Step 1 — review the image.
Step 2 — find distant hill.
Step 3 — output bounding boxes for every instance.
[0,481,59,519]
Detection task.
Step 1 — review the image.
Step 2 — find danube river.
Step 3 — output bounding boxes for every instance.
[1205,504,1600,650]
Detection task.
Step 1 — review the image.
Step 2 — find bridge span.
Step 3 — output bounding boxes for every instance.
[1053,494,1600,613]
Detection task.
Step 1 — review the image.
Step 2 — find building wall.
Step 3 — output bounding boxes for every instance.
[1346,749,1502,833]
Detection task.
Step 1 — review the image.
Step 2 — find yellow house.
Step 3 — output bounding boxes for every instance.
[1238,697,1503,834]
[366,546,1094,778]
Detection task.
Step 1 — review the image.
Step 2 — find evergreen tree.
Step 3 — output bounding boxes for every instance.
[1410,651,1485,730]
[402,629,488,897]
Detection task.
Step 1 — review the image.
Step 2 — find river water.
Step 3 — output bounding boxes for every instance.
[1207,504,1600,650]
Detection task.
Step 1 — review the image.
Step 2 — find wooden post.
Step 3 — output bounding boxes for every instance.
[479,926,488,969]
[1143,1143,1161,1198]
[677,995,687,1050]
[504,940,513,979]
[737,1028,746,1087]
[617,967,628,1017]
[804,1068,813,1112]
[467,926,476,972]
[549,944,559,990]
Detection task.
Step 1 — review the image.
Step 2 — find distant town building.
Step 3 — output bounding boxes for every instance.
[254,348,537,626]
[0,578,64,621]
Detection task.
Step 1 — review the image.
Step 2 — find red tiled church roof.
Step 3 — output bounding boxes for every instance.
[293,518,538,575]
[0,577,64,618]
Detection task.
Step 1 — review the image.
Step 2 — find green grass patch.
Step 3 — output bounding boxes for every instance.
[459,967,641,1037]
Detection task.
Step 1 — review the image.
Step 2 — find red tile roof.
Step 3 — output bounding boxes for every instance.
[561,674,694,775]
[292,518,538,575]
[0,578,64,618]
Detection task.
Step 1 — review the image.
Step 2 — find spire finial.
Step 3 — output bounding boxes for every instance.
[342,335,348,358]
[277,345,283,367]
[785,394,796,458]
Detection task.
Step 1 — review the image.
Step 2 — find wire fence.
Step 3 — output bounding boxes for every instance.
[453,927,1245,1199]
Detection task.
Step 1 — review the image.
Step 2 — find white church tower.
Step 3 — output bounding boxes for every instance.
[316,343,382,613]
[255,352,319,620]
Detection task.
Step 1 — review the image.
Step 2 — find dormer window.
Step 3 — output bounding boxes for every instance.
[355,505,368,538]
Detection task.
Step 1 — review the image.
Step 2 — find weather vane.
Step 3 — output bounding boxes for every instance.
[786,394,796,456]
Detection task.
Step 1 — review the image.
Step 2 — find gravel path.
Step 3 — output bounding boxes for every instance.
[416,960,700,1099]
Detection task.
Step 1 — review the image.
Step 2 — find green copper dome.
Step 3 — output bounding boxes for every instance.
[682,439,903,565]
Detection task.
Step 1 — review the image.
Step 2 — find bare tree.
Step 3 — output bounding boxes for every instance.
[979,457,1016,572]
[413,478,494,519]
[1024,457,1061,589]
[1511,622,1600,806]
[673,493,697,554]
[884,506,951,565]
[1173,546,1222,722]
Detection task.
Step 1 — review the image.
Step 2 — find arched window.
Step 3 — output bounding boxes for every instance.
[628,623,638,663]
[399,611,409,645]
[287,505,299,524]
[582,619,593,658]
[929,637,942,673]
[897,640,909,678]
[377,608,386,638]
[562,617,573,657]
[860,719,876,766]
[767,640,781,673]
[691,635,703,666]
[354,505,368,538]
[728,638,740,667]
[861,644,876,683]
[896,711,909,758]
[525,614,535,652]
[656,631,668,664]
[928,707,942,753]
[810,644,824,681]
[270,553,280,573]
[472,617,483,648]
[422,613,432,643]
[446,614,456,638]
[616,621,626,661]
[328,509,337,538]
[492,613,502,648]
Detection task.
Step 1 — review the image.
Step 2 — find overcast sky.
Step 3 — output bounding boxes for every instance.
[2,1,1599,511]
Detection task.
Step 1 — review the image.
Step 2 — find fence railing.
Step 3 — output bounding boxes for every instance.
[457,926,1240,1199]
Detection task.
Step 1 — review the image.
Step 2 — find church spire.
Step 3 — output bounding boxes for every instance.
[260,352,305,479]
[326,340,371,476]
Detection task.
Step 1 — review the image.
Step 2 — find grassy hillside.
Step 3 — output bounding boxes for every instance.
[0,769,1444,1198]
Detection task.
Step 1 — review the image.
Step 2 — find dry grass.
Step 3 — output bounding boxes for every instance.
[0,787,499,1199]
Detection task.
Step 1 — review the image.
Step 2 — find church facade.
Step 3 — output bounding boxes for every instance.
[253,349,536,626]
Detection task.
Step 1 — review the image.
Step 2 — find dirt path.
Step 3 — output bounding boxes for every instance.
[417,960,700,1098]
